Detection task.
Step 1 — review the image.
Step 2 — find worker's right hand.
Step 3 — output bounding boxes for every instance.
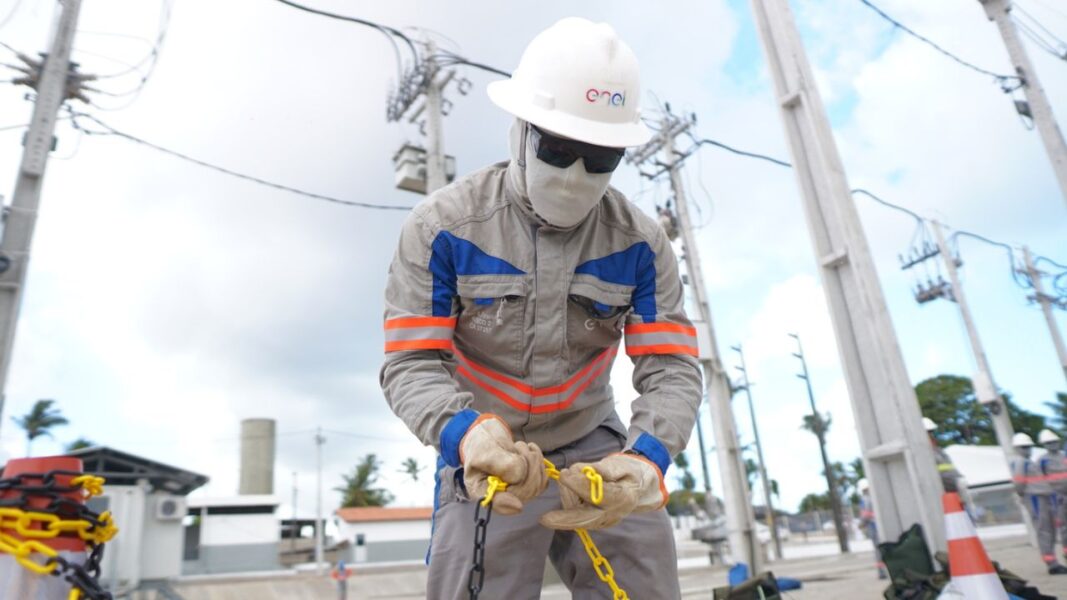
[460,414,549,515]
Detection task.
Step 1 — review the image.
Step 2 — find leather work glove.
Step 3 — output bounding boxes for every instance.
[540,453,668,530]
[460,414,549,515]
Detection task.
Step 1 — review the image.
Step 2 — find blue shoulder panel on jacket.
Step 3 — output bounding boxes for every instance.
[574,242,657,323]
[429,231,525,317]
[440,408,480,468]
[632,431,671,475]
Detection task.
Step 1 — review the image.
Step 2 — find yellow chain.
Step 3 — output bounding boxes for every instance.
[481,476,507,507]
[0,475,116,600]
[542,459,629,600]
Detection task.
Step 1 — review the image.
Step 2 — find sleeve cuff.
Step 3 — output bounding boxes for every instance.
[440,408,480,467]
[629,432,671,476]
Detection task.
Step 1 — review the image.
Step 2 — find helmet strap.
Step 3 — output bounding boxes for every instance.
[517,121,529,169]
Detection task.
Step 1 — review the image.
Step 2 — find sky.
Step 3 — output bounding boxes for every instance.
[0,0,1064,519]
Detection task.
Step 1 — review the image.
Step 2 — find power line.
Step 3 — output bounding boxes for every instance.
[855,0,1023,88]
[70,112,413,211]
[268,0,418,63]
[686,133,792,168]
[434,51,511,78]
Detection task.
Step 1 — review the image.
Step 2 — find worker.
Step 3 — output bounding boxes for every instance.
[380,17,702,598]
[857,479,887,579]
[1039,429,1067,572]
[923,417,975,513]
[1012,432,1067,574]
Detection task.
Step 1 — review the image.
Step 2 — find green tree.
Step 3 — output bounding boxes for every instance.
[667,453,700,516]
[336,454,394,508]
[744,457,759,490]
[64,438,94,452]
[916,375,1046,445]
[12,399,68,456]
[798,492,831,513]
[801,412,832,438]
[399,457,424,483]
[1043,392,1067,433]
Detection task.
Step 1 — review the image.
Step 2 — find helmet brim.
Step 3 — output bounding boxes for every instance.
[488,79,654,148]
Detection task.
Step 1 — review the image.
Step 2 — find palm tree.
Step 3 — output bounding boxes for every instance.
[65,437,94,452]
[335,454,394,508]
[399,457,424,483]
[12,399,68,457]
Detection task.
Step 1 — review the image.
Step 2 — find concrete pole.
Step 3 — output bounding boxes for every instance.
[423,41,448,195]
[749,0,946,552]
[732,344,783,560]
[980,0,1067,209]
[1022,246,1067,384]
[693,401,714,500]
[0,0,82,437]
[790,334,849,553]
[664,117,761,571]
[315,428,326,575]
[930,222,1016,458]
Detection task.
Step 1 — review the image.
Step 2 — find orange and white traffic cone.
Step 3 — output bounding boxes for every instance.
[943,492,1007,599]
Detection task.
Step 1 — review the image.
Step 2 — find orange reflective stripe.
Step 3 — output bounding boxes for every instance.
[947,538,995,576]
[456,365,529,413]
[455,347,615,397]
[384,339,453,352]
[384,317,457,330]
[626,343,699,356]
[624,323,696,336]
[455,348,619,414]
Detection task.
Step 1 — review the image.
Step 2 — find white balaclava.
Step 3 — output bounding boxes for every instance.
[508,119,612,229]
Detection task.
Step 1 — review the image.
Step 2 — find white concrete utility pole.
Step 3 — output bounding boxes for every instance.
[422,42,450,195]
[732,344,783,560]
[0,0,83,437]
[629,111,761,570]
[979,0,1067,208]
[315,428,326,575]
[930,223,1017,458]
[1022,246,1067,384]
[749,0,946,551]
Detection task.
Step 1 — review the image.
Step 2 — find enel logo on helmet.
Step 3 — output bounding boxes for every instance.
[585,88,626,106]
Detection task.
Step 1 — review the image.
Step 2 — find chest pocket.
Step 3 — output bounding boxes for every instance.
[566,278,631,369]
[456,277,528,375]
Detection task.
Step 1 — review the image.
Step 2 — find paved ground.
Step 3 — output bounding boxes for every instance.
[169,531,1067,599]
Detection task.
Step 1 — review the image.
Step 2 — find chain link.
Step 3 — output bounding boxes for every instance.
[464,458,628,599]
[0,471,116,599]
[466,497,492,599]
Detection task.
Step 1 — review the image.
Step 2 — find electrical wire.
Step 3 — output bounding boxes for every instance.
[686,133,792,168]
[268,0,419,63]
[434,51,511,78]
[855,0,1023,87]
[70,112,413,211]
[1026,0,1067,23]
[1014,4,1067,57]
[0,0,22,32]
[85,0,173,110]
[1013,12,1067,60]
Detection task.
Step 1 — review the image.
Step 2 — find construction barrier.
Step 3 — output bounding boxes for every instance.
[943,492,1007,600]
[0,456,117,600]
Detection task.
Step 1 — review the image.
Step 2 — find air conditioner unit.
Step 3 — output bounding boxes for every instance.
[155,496,186,521]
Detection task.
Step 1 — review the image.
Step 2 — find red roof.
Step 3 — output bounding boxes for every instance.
[336,507,433,523]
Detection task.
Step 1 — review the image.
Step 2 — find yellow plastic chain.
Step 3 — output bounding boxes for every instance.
[543,459,628,600]
[481,476,507,508]
[0,475,117,600]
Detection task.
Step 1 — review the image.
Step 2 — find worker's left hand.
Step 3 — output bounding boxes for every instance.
[539,453,668,530]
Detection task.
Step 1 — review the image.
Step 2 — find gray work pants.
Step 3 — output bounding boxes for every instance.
[1057,494,1067,556]
[428,426,681,600]
[1028,495,1058,563]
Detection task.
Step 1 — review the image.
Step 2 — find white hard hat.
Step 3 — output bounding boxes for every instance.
[858,478,869,491]
[922,417,937,432]
[1012,432,1035,447]
[1039,429,1062,444]
[488,17,653,148]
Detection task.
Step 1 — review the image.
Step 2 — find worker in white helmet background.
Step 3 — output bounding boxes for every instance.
[857,478,887,579]
[922,417,975,515]
[380,18,702,598]
[1039,428,1067,573]
[1011,432,1067,574]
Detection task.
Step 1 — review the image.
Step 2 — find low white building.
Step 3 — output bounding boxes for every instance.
[945,444,1034,524]
[183,494,281,574]
[335,507,432,564]
[69,446,208,597]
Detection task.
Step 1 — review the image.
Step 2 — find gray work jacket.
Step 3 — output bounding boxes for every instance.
[380,161,702,469]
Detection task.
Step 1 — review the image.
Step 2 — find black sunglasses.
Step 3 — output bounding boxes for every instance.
[529,126,625,174]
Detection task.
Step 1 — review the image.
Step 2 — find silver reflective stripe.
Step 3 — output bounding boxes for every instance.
[385,326,455,343]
